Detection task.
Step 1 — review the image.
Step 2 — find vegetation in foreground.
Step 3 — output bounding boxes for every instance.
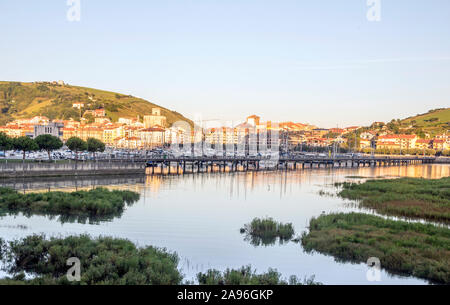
[301,213,450,284]
[241,218,295,246]
[336,177,450,223]
[197,265,321,285]
[0,187,140,220]
[0,238,4,260]
[0,235,320,285]
[0,235,182,285]
[0,132,107,161]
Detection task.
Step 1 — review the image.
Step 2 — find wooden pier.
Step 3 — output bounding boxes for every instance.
[0,156,440,178]
[145,156,436,175]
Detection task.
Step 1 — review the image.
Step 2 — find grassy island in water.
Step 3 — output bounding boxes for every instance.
[0,187,140,217]
[337,177,450,223]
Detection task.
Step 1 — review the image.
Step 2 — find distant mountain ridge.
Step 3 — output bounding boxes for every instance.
[0,81,193,126]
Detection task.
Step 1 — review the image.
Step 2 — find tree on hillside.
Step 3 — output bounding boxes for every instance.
[12,137,39,161]
[62,108,80,120]
[87,138,105,160]
[0,132,12,156]
[35,135,63,160]
[84,113,95,124]
[66,137,87,160]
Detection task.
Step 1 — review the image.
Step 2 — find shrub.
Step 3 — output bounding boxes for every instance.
[1,235,182,285]
[0,187,140,222]
[241,218,295,246]
[197,265,320,285]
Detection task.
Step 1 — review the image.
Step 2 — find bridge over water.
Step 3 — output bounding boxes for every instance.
[145,156,437,175]
[0,156,441,178]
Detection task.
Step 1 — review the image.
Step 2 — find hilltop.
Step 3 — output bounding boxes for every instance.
[376,108,450,138]
[0,81,193,126]
[358,108,450,137]
[401,108,450,132]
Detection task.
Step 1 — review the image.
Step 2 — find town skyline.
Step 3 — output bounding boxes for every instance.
[1,80,447,131]
[1,106,448,155]
[3,79,449,129]
[2,1,449,128]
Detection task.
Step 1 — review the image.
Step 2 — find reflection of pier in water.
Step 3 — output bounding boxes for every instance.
[1,164,448,198]
[1,175,146,193]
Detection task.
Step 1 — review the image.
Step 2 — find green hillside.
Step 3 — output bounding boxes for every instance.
[403,108,450,126]
[0,81,193,126]
[401,108,450,136]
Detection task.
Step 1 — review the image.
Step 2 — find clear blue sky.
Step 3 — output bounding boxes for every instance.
[1,0,449,127]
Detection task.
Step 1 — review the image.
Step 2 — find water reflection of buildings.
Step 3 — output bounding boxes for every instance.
[2,165,448,196]
[2,175,147,194]
[145,175,162,194]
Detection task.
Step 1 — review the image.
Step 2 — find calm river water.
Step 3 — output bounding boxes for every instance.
[1,164,449,284]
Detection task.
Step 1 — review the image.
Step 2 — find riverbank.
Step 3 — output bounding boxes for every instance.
[336,177,450,223]
[0,160,147,178]
[301,213,450,284]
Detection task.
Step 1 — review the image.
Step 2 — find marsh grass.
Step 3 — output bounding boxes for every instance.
[318,190,335,197]
[0,187,140,221]
[336,177,450,223]
[0,234,182,285]
[344,176,386,179]
[197,265,321,285]
[0,235,321,286]
[0,238,4,260]
[301,213,450,284]
[241,218,295,246]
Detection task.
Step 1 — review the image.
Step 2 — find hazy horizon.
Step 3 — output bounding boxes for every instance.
[1,0,449,128]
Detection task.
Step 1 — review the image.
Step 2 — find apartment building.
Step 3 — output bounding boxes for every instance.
[376,134,417,150]
[33,122,64,139]
[144,108,167,128]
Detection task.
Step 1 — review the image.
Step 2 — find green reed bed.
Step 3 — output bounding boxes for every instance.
[0,187,140,217]
[336,177,450,223]
[301,213,450,284]
[0,238,4,260]
[0,235,320,285]
[241,218,295,246]
[197,265,321,285]
[0,234,182,285]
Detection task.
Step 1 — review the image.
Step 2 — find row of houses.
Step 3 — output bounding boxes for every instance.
[7,113,447,153]
[201,116,350,148]
[360,133,450,151]
[0,107,187,149]
[73,105,167,129]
